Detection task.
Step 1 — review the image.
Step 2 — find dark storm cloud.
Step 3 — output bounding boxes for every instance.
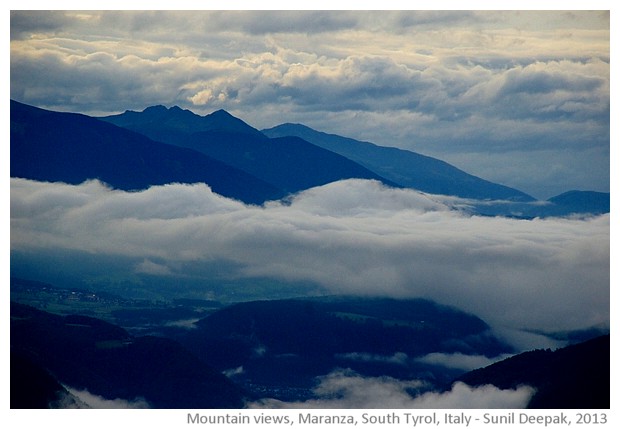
[10,10,69,39]
[394,10,480,28]
[204,10,361,35]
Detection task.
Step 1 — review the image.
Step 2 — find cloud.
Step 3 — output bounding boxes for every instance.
[64,387,150,409]
[10,10,70,39]
[336,352,410,367]
[248,370,535,409]
[10,178,609,347]
[407,382,535,409]
[10,11,609,123]
[135,259,173,276]
[163,318,200,329]
[202,11,361,35]
[415,352,515,372]
[223,366,245,378]
[490,327,569,352]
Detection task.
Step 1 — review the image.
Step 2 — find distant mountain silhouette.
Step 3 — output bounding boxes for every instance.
[547,190,610,216]
[10,100,284,204]
[103,104,264,138]
[263,123,535,202]
[102,106,397,194]
[471,190,611,219]
[10,302,247,408]
[455,335,610,409]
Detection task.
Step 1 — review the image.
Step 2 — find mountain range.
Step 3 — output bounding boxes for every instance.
[101,105,397,194]
[262,123,610,217]
[11,100,609,216]
[10,100,282,205]
[263,122,534,202]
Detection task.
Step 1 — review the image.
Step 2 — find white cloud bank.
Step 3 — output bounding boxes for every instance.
[10,178,609,342]
[248,370,535,409]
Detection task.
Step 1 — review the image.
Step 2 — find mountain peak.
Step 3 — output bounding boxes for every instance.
[210,108,234,117]
[142,104,168,113]
[202,109,263,136]
[141,104,195,118]
[103,104,262,136]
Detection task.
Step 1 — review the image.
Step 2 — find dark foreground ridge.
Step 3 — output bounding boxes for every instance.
[456,334,610,409]
[10,302,247,408]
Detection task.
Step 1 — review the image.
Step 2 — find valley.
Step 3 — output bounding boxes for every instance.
[10,277,609,409]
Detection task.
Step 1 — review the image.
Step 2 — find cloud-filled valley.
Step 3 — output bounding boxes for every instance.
[11,177,609,349]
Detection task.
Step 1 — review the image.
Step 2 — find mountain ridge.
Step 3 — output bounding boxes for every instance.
[547,190,610,215]
[10,302,248,408]
[10,100,284,204]
[455,334,610,409]
[12,100,609,217]
[176,296,512,401]
[108,104,264,137]
[263,122,610,217]
[101,105,398,194]
[262,122,535,202]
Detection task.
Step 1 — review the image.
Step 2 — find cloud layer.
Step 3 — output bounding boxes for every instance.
[10,178,609,343]
[248,370,535,409]
[9,10,609,198]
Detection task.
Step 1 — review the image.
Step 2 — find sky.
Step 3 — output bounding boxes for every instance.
[9,8,610,199]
